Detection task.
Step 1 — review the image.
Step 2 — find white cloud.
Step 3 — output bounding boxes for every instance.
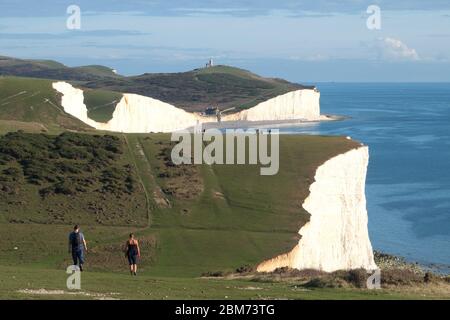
[378,37,420,61]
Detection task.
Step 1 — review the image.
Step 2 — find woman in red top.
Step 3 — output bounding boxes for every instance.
[125,233,140,276]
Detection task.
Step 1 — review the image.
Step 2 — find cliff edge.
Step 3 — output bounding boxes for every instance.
[257,146,377,272]
[53,82,321,133]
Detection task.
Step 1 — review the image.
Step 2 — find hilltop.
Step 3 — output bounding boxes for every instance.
[85,65,314,112]
[0,56,119,81]
[0,55,314,113]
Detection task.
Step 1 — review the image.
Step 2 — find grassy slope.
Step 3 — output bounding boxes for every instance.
[0,132,148,227]
[0,56,119,82]
[1,57,315,117]
[0,132,447,299]
[0,77,90,133]
[86,65,311,112]
[0,132,358,276]
[83,88,122,123]
[0,76,121,127]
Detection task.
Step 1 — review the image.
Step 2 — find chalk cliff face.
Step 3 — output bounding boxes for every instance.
[223,89,320,122]
[257,146,377,273]
[99,94,203,133]
[53,82,321,133]
[52,82,100,128]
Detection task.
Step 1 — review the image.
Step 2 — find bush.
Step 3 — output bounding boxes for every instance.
[0,132,138,199]
[236,265,254,274]
[54,181,76,195]
[380,269,423,286]
[1,167,21,181]
[343,269,368,288]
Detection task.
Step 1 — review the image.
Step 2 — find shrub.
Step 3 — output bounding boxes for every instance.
[343,269,368,288]
[236,265,254,274]
[1,167,21,180]
[380,269,423,286]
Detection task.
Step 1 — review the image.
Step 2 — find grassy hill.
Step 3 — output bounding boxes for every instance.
[1,131,448,299]
[1,55,315,113]
[85,65,313,112]
[0,131,359,276]
[0,76,121,130]
[0,56,119,82]
[0,77,91,133]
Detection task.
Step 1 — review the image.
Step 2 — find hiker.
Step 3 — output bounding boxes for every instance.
[68,225,88,271]
[125,233,141,276]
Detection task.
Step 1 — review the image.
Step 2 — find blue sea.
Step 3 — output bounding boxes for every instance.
[279,83,450,272]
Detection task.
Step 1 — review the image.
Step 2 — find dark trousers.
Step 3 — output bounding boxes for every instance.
[72,248,84,266]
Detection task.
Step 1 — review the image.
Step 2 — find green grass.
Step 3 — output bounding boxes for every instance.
[0,132,360,277]
[29,60,66,69]
[0,132,448,299]
[0,76,90,133]
[0,134,357,276]
[83,88,122,122]
[0,265,446,300]
[0,76,122,128]
[0,120,48,134]
[0,56,118,82]
[73,65,118,78]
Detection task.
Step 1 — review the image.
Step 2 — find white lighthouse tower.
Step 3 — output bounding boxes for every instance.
[206,58,214,68]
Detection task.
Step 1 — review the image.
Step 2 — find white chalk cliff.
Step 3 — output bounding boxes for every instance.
[257,146,377,273]
[52,82,100,128]
[52,82,321,133]
[223,89,320,122]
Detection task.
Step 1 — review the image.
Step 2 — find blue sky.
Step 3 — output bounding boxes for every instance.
[1,0,450,82]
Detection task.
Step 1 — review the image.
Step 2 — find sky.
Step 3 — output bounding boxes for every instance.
[1,0,450,82]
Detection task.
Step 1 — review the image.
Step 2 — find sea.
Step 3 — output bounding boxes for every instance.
[278,83,450,273]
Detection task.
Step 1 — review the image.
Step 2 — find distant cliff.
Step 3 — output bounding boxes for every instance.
[53,82,321,133]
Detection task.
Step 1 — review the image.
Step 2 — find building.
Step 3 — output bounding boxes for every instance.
[205,58,214,68]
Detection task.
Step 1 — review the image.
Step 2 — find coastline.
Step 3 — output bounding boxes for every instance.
[187,114,346,131]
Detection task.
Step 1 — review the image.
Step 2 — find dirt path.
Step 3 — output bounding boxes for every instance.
[123,134,153,227]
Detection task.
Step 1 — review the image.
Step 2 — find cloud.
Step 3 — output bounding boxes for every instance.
[377,37,420,61]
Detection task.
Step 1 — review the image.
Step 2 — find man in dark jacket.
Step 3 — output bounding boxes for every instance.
[68,225,88,271]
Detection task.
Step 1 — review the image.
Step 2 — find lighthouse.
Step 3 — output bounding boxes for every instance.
[205,58,214,68]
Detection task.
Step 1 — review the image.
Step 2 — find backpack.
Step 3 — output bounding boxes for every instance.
[71,232,82,248]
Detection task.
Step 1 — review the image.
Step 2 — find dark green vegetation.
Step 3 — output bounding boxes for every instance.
[85,65,313,112]
[0,56,119,81]
[0,132,147,226]
[1,55,314,114]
